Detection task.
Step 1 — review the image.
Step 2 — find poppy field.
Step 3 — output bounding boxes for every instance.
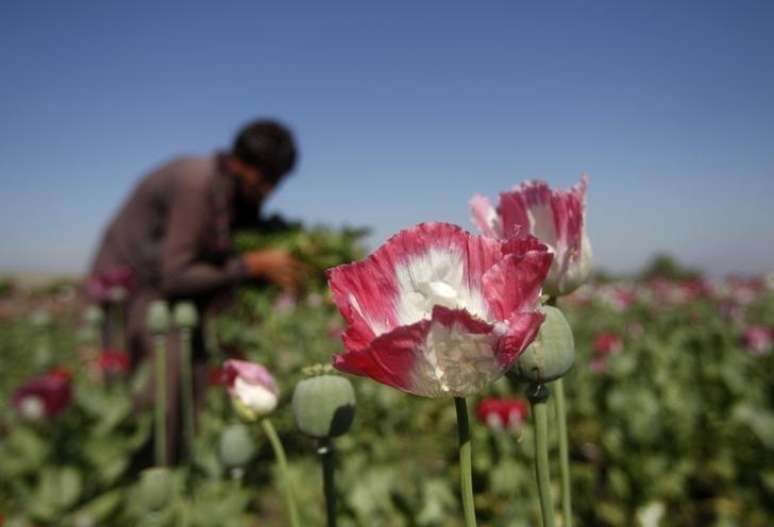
[1,199,774,526]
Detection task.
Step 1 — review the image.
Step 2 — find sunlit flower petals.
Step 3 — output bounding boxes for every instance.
[407,306,501,397]
[335,319,426,393]
[328,222,504,335]
[328,222,551,398]
[473,174,591,296]
[469,194,501,238]
[498,311,546,367]
[500,181,556,242]
[336,306,502,397]
[224,359,279,419]
[482,248,552,319]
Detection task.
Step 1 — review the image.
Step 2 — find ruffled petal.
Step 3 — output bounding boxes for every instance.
[327,222,552,398]
[482,239,553,319]
[333,319,427,392]
[327,222,506,336]
[497,311,546,367]
[499,181,557,247]
[224,359,278,396]
[470,194,501,238]
[335,305,506,397]
[409,306,503,397]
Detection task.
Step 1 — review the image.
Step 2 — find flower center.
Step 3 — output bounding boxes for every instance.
[20,396,45,420]
[420,280,458,308]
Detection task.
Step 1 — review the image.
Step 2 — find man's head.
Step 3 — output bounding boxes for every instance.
[228,119,297,202]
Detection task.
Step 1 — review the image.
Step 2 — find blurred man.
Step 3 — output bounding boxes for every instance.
[88,119,305,463]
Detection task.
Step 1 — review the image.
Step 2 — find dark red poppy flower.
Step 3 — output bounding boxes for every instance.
[12,371,72,419]
[97,349,131,375]
[476,397,529,432]
[87,266,135,303]
[593,332,623,356]
[208,366,228,387]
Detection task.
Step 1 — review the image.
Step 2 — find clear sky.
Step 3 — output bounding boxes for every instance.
[1,1,773,276]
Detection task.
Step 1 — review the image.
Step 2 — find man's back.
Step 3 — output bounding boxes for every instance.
[90,155,221,292]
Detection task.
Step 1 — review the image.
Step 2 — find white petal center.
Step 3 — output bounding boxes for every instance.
[234,377,278,414]
[20,396,45,420]
[394,247,490,328]
[410,318,501,397]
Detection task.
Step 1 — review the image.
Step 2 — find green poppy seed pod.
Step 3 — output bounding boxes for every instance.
[29,311,52,329]
[146,301,171,334]
[137,467,174,511]
[83,305,104,326]
[508,305,575,383]
[219,423,256,468]
[292,374,356,439]
[173,301,199,329]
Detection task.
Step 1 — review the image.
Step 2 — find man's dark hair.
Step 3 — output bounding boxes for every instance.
[232,119,297,182]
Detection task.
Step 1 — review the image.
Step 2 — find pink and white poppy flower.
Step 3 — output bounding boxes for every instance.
[327,222,552,397]
[471,174,592,297]
[224,359,280,421]
[742,326,773,356]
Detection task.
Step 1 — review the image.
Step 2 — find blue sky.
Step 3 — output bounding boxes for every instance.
[1,1,773,275]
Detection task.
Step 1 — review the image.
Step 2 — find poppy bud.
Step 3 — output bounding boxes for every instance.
[219,423,256,468]
[146,301,171,334]
[137,467,174,511]
[30,310,52,329]
[83,305,104,326]
[509,305,575,383]
[292,375,356,439]
[173,302,199,329]
[224,360,279,422]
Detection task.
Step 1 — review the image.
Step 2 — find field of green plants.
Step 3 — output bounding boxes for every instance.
[0,225,773,527]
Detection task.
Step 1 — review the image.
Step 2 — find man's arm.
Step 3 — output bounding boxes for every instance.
[160,175,246,298]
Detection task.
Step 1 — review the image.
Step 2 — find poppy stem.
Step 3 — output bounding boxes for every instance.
[318,438,337,527]
[546,295,573,527]
[262,418,301,527]
[154,334,167,466]
[454,396,478,527]
[116,301,126,350]
[179,327,195,465]
[553,377,572,527]
[528,383,555,527]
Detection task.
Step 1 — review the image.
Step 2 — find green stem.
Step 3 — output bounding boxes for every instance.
[179,328,195,464]
[111,303,123,349]
[318,439,337,527]
[529,384,555,527]
[554,378,573,527]
[116,302,125,350]
[262,419,301,527]
[454,397,478,527]
[546,295,573,527]
[154,334,167,466]
[104,304,114,350]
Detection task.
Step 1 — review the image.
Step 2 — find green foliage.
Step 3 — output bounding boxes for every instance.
[234,216,369,285]
[0,276,14,297]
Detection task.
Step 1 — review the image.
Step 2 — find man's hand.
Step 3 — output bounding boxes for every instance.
[242,249,308,292]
